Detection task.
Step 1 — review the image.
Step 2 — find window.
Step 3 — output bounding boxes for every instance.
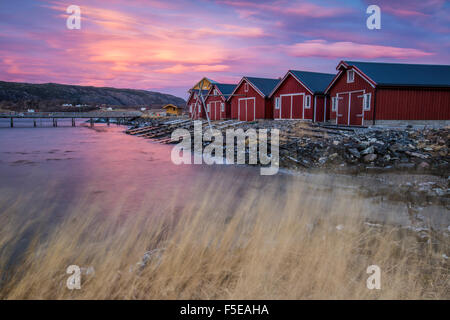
[332,97,338,112]
[221,103,225,112]
[244,83,249,92]
[363,93,371,111]
[214,89,218,96]
[275,97,280,110]
[347,70,355,83]
[207,103,210,112]
[189,104,192,113]
[304,95,311,109]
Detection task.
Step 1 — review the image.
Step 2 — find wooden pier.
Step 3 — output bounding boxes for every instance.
[0,111,142,128]
[126,119,245,144]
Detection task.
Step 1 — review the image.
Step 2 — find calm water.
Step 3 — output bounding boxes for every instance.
[0,119,283,222]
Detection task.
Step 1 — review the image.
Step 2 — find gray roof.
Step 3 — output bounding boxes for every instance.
[246,77,280,97]
[289,70,335,94]
[344,61,450,87]
[215,83,236,96]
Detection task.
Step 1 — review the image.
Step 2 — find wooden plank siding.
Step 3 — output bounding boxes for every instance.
[376,87,450,120]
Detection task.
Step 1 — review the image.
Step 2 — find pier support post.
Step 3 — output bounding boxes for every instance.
[55,119,58,127]
[90,118,94,127]
[72,118,75,127]
[10,118,13,128]
[34,119,37,127]
[107,118,110,126]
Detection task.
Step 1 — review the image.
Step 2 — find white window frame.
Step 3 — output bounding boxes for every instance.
[347,70,355,83]
[304,95,311,109]
[363,93,371,111]
[244,83,249,93]
[275,97,280,110]
[207,103,210,112]
[221,103,225,112]
[331,97,338,112]
[214,89,218,96]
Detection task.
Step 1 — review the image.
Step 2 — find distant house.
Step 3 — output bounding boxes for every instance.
[140,107,147,111]
[27,109,35,113]
[106,107,113,111]
[163,104,182,116]
[62,103,73,107]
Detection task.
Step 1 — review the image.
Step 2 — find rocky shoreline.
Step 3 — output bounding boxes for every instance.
[127,117,450,211]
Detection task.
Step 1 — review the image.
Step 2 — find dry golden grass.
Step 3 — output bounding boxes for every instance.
[0,173,448,299]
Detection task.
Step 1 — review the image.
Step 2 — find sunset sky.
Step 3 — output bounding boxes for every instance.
[1,0,449,99]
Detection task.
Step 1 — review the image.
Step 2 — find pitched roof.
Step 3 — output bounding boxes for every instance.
[343,61,450,87]
[245,77,280,97]
[214,83,236,96]
[289,70,335,94]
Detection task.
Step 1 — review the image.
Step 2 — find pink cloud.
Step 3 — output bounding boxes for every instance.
[155,64,230,74]
[285,40,434,59]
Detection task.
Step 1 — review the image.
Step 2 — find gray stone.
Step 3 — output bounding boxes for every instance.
[348,148,361,158]
[363,153,377,163]
[361,146,375,155]
[417,161,430,170]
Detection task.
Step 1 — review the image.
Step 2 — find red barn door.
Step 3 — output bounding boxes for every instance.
[336,93,349,125]
[280,96,291,119]
[247,98,255,121]
[349,91,364,126]
[216,102,222,120]
[292,95,303,119]
[238,99,246,121]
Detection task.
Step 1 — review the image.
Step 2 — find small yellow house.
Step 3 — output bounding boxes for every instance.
[163,104,183,116]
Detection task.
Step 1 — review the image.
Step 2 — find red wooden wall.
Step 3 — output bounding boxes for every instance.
[187,93,205,119]
[376,87,450,120]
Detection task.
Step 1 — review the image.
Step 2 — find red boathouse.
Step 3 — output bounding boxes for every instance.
[325,61,450,126]
[187,89,209,120]
[228,77,279,121]
[269,70,335,122]
[205,83,236,120]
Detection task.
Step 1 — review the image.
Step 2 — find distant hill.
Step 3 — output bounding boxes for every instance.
[0,81,186,112]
